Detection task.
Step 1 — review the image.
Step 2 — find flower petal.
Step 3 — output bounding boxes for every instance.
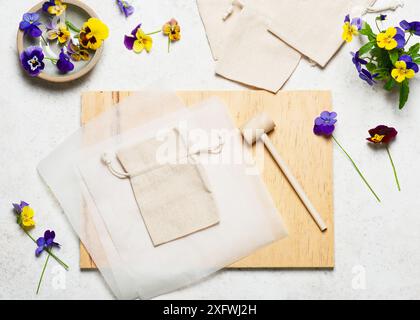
[124,35,135,50]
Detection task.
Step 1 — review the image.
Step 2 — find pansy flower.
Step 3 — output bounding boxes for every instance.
[46,19,70,44]
[42,0,67,16]
[391,55,419,83]
[36,230,60,256]
[67,41,90,61]
[400,20,420,36]
[117,0,134,18]
[377,14,387,21]
[367,125,400,191]
[163,19,181,52]
[79,18,109,50]
[351,51,367,72]
[359,69,378,86]
[19,13,42,38]
[21,206,36,229]
[56,49,74,73]
[313,111,337,136]
[20,46,45,77]
[124,24,153,53]
[376,27,405,50]
[314,111,380,202]
[342,14,362,42]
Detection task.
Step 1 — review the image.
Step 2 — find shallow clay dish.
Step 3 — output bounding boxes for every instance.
[17,0,103,83]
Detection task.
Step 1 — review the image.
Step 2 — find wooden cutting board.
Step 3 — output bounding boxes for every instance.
[80,91,334,269]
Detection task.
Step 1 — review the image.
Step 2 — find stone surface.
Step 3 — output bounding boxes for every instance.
[1,0,420,299]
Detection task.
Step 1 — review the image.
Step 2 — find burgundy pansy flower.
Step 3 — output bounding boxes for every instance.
[367,125,398,144]
[314,111,380,202]
[367,125,400,191]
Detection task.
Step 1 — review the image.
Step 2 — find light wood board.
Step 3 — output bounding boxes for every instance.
[80,91,334,269]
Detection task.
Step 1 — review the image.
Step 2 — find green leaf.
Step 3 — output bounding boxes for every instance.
[366,62,376,72]
[389,50,399,65]
[384,78,396,91]
[359,23,376,41]
[407,43,420,55]
[358,41,375,56]
[413,57,420,64]
[399,80,410,109]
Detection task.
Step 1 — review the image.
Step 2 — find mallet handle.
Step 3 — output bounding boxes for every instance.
[261,134,327,232]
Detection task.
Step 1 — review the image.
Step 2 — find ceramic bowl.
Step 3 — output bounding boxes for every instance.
[16,0,103,83]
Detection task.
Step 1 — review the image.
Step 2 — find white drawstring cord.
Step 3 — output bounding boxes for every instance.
[363,0,404,14]
[222,0,244,21]
[102,133,225,180]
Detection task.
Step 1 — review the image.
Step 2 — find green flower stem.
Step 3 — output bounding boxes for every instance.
[332,135,381,202]
[386,146,401,191]
[36,254,50,294]
[146,30,161,35]
[45,57,58,64]
[405,33,413,45]
[66,20,80,33]
[23,229,69,271]
[168,37,171,53]
[375,20,381,33]
[41,35,49,46]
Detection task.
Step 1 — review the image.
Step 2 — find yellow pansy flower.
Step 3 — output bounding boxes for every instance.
[342,21,358,42]
[79,18,109,51]
[21,206,35,229]
[163,19,181,42]
[133,29,153,53]
[47,23,70,44]
[43,0,67,16]
[391,61,415,83]
[376,27,405,51]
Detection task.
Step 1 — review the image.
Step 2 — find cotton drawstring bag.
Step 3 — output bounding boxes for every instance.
[101,128,221,246]
[38,92,288,299]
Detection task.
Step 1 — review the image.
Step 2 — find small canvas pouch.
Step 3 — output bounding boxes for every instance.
[103,129,220,246]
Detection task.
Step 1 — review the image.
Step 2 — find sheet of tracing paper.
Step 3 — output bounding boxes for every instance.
[38,92,287,299]
[197,0,376,92]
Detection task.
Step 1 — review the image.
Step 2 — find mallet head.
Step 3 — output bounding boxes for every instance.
[241,113,276,145]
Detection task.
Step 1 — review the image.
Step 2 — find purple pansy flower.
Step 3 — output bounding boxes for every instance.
[117,0,134,17]
[36,230,60,256]
[394,27,406,49]
[359,69,378,86]
[351,51,367,72]
[19,13,42,38]
[399,55,419,73]
[56,49,74,73]
[12,201,30,214]
[313,111,337,136]
[377,14,387,21]
[400,20,420,36]
[20,46,45,77]
[124,23,141,50]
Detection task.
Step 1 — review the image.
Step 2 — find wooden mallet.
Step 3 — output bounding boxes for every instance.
[241,113,327,232]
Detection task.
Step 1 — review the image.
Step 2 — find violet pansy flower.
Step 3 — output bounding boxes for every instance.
[20,46,45,77]
[19,13,42,38]
[313,111,337,136]
[117,0,134,17]
[400,20,420,36]
[56,49,75,73]
[359,69,378,86]
[351,51,367,72]
[36,230,60,256]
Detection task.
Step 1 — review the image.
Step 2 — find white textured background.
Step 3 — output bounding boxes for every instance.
[1,0,420,300]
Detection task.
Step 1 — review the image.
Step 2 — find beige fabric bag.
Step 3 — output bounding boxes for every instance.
[103,129,220,246]
[265,0,376,67]
[215,5,301,93]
